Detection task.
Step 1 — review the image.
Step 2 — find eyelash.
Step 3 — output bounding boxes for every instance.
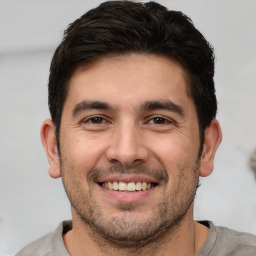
[147,116,172,125]
[83,116,108,124]
[82,115,173,126]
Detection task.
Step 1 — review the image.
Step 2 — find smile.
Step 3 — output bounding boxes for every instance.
[100,181,156,192]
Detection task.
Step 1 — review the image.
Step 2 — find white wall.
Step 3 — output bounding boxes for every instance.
[1,0,256,255]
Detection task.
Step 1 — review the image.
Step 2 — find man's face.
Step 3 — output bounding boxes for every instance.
[58,53,202,243]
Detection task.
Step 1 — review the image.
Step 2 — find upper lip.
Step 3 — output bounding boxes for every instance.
[96,174,159,184]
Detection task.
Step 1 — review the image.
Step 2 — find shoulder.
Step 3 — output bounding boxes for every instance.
[15,232,52,256]
[215,224,256,254]
[199,221,256,256]
[216,224,256,243]
[15,221,71,256]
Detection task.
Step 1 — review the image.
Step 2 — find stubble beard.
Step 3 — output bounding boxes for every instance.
[61,161,200,249]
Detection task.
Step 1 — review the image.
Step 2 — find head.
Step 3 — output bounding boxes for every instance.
[48,0,216,152]
[42,0,222,250]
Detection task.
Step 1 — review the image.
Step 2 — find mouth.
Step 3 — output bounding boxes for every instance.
[96,175,160,203]
[99,181,158,192]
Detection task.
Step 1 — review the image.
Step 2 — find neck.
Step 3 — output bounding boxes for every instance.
[63,207,209,256]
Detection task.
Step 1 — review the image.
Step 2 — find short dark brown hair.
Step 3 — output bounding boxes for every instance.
[48,1,217,149]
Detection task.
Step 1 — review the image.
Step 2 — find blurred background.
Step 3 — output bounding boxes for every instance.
[1,0,256,255]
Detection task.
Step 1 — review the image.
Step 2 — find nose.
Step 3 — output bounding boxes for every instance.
[105,122,149,167]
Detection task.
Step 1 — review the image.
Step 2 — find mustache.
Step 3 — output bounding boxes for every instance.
[87,164,168,184]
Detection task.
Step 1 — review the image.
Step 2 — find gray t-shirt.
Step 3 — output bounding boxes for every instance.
[16,220,256,256]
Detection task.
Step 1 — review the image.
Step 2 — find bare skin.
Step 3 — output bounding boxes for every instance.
[41,53,221,256]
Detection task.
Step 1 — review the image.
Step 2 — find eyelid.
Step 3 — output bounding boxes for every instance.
[82,115,111,124]
[146,115,175,124]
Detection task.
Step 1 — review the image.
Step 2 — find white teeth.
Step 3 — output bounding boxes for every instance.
[142,182,147,191]
[135,182,142,190]
[119,182,127,191]
[113,181,119,190]
[107,182,113,190]
[127,182,136,191]
[102,181,154,192]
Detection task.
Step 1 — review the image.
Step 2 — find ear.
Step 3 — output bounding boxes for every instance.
[199,119,222,177]
[40,119,61,179]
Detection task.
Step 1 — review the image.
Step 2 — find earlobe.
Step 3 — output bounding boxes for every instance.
[199,119,222,177]
[40,119,61,179]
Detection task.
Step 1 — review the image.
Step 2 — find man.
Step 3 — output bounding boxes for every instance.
[16,1,256,255]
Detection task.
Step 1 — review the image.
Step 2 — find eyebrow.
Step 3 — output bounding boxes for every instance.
[140,100,184,117]
[72,99,184,118]
[72,101,113,117]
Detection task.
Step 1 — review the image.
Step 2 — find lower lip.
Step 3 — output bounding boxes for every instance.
[98,184,157,203]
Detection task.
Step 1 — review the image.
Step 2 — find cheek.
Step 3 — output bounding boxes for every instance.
[61,133,108,173]
[148,133,198,166]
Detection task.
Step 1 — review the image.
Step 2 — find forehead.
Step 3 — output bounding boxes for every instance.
[65,53,193,112]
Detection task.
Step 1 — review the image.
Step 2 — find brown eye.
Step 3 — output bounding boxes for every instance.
[149,117,170,124]
[89,117,105,124]
[146,116,175,132]
[81,116,110,131]
[153,117,165,124]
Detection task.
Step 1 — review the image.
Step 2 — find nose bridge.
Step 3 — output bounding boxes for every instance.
[105,118,148,165]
